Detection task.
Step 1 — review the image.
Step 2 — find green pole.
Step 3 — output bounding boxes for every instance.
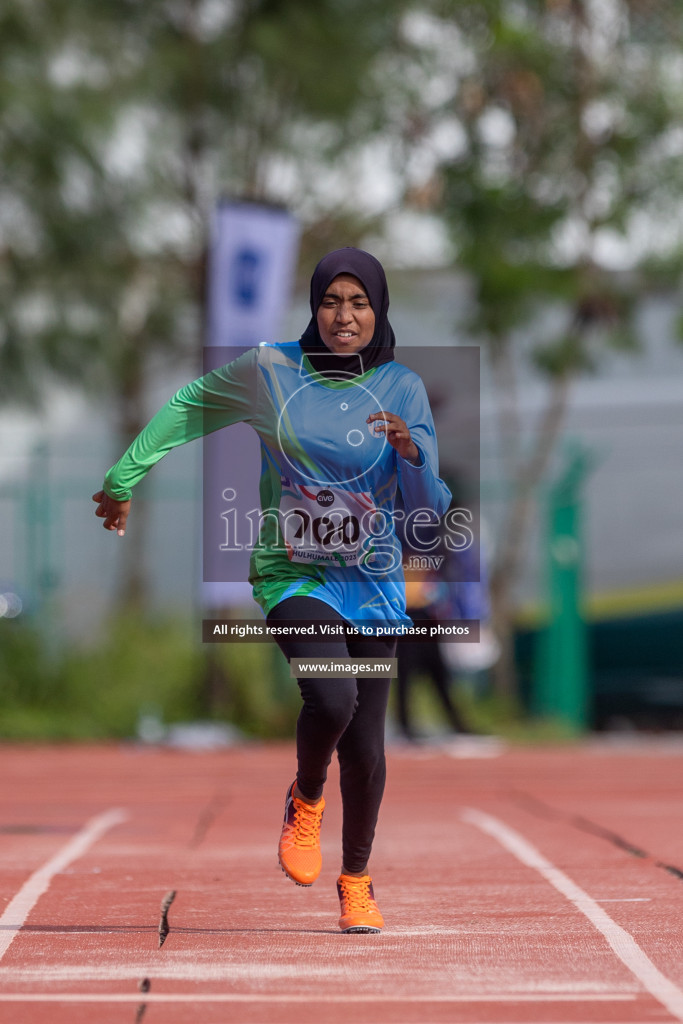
[533,443,591,729]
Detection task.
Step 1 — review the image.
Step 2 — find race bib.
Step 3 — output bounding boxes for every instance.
[279,481,379,567]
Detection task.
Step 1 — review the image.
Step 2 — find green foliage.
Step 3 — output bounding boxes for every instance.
[410,0,683,366]
[0,0,414,410]
[6,0,680,407]
[532,333,594,378]
[0,615,299,741]
[3,0,682,407]
[0,615,578,744]
[246,0,400,118]
[389,672,580,744]
[387,0,683,696]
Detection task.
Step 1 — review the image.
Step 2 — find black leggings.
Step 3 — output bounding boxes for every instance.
[267,596,396,875]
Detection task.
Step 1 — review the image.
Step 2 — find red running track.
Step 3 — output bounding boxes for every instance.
[0,738,682,1024]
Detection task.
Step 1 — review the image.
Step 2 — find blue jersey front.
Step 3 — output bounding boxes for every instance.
[104,340,451,630]
[248,343,451,627]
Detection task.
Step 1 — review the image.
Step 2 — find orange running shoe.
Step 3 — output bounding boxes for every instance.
[337,874,384,933]
[278,780,325,886]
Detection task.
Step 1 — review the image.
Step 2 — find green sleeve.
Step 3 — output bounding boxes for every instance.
[103,347,258,501]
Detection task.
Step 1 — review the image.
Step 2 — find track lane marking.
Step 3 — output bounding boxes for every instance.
[0,808,127,962]
[462,808,683,1023]
[0,993,639,1003]
[0,964,641,991]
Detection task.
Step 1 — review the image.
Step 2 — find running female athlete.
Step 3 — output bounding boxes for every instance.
[93,247,451,933]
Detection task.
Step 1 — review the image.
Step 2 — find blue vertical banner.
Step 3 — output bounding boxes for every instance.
[207,200,301,349]
[203,200,300,609]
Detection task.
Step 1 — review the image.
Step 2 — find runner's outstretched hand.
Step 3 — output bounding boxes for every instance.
[92,490,131,536]
[366,411,421,465]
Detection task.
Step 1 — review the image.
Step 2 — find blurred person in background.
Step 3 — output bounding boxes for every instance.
[92,247,450,933]
[395,502,501,751]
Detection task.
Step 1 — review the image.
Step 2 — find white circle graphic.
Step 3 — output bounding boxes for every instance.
[276,377,387,485]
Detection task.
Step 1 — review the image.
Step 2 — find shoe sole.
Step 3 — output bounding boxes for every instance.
[278,859,315,887]
[341,925,382,934]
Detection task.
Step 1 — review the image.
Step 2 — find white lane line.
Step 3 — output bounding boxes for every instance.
[462,808,683,1023]
[0,993,638,1004]
[0,808,127,962]
[0,964,640,991]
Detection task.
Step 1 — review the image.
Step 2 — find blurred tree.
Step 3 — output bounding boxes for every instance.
[390,0,683,694]
[0,0,410,604]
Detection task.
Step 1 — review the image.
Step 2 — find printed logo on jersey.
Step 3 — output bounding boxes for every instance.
[316,489,334,507]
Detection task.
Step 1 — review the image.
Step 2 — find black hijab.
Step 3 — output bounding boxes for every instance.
[300,247,396,379]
